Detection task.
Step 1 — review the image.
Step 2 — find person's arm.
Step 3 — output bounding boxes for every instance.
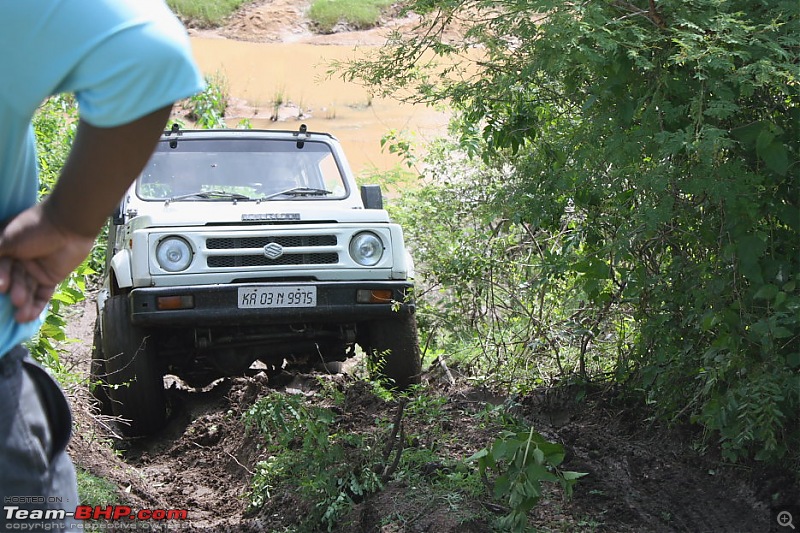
[47,105,173,237]
[0,105,172,322]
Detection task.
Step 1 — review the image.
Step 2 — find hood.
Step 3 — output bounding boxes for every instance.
[124,200,392,229]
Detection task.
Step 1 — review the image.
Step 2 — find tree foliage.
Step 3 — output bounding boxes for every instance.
[342,0,799,463]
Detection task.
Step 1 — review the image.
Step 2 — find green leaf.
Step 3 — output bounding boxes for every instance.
[493,474,511,500]
[539,441,566,466]
[758,139,789,175]
[774,291,787,308]
[467,448,489,463]
[755,127,776,154]
[532,447,545,465]
[520,476,540,498]
[562,471,589,481]
[493,440,511,463]
[731,120,764,146]
[754,284,779,300]
[528,464,559,483]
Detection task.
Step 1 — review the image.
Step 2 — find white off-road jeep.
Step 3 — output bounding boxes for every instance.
[91,125,421,436]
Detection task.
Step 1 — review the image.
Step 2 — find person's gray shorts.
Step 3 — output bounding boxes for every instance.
[0,345,79,530]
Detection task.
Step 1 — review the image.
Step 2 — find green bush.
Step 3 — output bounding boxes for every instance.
[242,385,507,531]
[28,96,94,372]
[33,94,77,196]
[186,72,229,129]
[389,136,631,391]
[243,393,383,530]
[343,0,800,465]
[468,428,586,532]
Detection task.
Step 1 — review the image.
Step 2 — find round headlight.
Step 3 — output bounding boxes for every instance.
[156,237,193,272]
[349,232,384,267]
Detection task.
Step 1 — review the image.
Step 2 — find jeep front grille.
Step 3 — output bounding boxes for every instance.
[207,235,337,249]
[205,234,339,268]
[208,253,338,268]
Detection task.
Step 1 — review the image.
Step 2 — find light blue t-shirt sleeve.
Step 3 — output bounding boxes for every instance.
[57,2,206,127]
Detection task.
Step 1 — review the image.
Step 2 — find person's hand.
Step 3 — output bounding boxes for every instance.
[0,257,56,323]
[0,200,96,322]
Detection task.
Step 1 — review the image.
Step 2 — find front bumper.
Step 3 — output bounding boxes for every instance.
[128,281,414,327]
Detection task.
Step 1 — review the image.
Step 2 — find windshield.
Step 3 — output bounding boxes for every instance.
[136,137,347,201]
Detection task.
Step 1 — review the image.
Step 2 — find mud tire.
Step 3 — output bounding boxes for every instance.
[365,313,422,390]
[90,321,113,416]
[101,295,166,436]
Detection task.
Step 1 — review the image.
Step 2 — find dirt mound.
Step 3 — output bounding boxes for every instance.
[556,406,771,531]
[207,0,312,43]
[188,0,462,46]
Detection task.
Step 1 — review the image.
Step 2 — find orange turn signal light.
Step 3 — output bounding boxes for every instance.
[156,295,195,310]
[356,289,394,304]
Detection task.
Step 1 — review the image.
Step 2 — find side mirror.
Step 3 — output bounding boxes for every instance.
[111,204,124,225]
[360,184,384,210]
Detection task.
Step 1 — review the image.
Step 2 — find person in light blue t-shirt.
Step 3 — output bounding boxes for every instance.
[0,0,204,525]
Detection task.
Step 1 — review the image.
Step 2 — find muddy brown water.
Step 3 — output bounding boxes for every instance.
[190,37,450,174]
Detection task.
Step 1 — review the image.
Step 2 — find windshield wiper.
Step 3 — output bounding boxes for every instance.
[166,190,252,204]
[263,187,333,201]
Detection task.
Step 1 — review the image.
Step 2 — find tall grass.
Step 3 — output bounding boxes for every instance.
[309,0,394,33]
[167,0,251,27]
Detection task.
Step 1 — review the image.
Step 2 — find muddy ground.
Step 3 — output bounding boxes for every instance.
[58,2,794,532]
[64,294,783,532]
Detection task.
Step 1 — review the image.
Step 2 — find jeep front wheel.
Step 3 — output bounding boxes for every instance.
[89,321,113,416]
[364,313,422,390]
[101,295,166,436]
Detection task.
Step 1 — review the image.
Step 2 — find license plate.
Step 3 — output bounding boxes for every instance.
[238,286,317,308]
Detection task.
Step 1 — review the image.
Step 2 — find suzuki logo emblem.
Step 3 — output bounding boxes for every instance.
[263,242,284,259]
